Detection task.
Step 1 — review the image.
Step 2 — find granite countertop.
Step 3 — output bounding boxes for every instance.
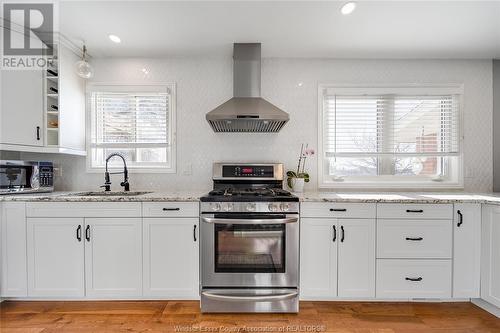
[3,190,500,205]
[0,191,207,202]
[296,192,500,204]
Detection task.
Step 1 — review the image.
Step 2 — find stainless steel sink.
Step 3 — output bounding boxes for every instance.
[70,191,152,197]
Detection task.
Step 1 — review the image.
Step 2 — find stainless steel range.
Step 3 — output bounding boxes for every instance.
[200,163,299,313]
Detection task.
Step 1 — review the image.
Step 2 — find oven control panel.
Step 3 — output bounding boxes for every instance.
[222,165,274,178]
[201,202,299,214]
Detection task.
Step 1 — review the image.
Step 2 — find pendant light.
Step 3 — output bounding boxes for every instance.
[75,44,93,79]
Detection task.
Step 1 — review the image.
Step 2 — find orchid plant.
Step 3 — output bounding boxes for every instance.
[287,144,315,189]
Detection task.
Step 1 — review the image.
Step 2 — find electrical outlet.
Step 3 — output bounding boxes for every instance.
[54,166,63,177]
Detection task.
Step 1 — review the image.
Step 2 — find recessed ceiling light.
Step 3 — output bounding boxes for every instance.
[340,2,357,15]
[108,34,121,43]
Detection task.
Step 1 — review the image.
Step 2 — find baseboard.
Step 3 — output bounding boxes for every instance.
[471,298,500,318]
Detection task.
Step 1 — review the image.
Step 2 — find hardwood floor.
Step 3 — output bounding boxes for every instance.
[1,301,499,333]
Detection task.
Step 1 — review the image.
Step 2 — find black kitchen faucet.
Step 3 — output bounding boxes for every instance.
[101,153,130,192]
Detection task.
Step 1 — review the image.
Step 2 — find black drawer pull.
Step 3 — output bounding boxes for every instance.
[457,210,463,227]
[85,225,91,242]
[406,209,423,213]
[405,277,423,282]
[330,208,347,212]
[332,225,336,242]
[405,237,423,241]
[76,225,82,242]
[163,208,180,211]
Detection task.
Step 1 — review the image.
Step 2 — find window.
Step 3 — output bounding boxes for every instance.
[87,84,175,172]
[319,85,463,188]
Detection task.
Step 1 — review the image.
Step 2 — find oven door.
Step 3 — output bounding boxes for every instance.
[200,213,299,288]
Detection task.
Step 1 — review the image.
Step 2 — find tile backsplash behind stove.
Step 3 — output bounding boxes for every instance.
[18,57,493,192]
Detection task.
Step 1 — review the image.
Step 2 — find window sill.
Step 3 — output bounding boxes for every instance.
[86,167,176,174]
[319,180,464,190]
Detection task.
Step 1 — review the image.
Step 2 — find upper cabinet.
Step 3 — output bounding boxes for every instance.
[0,28,86,156]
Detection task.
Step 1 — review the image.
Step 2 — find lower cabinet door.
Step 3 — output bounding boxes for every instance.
[453,203,481,298]
[27,218,85,297]
[481,205,500,307]
[84,218,142,298]
[143,218,199,299]
[1,202,28,297]
[300,218,337,299]
[338,219,376,298]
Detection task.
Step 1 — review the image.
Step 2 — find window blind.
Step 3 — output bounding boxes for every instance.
[92,92,169,147]
[324,94,460,157]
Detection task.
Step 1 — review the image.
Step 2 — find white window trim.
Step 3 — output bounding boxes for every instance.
[317,83,465,190]
[85,82,177,174]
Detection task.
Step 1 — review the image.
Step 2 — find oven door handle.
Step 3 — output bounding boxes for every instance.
[201,290,298,302]
[201,216,298,225]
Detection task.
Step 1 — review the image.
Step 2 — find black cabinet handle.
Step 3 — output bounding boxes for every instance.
[332,225,337,242]
[163,208,180,211]
[36,126,41,140]
[457,210,463,227]
[340,225,345,242]
[406,209,423,213]
[76,225,82,242]
[405,277,423,282]
[193,225,197,242]
[330,208,347,212]
[405,237,423,241]
[85,225,91,242]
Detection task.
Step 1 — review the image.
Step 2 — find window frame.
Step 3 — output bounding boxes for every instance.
[86,83,176,174]
[317,84,464,189]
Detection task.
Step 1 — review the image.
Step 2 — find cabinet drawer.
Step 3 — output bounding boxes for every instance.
[377,204,452,219]
[377,219,452,259]
[142,202,199,217]
[26,202,142,217]
[301,202,375,218]
[376,259,452,299]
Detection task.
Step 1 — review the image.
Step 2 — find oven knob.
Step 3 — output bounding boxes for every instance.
[280,203,290,212]
[210,203,221,212]
[268,203,280,212]
[246,203,256,212]
[222,203,233,212]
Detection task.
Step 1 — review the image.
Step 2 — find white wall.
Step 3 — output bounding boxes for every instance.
[22,57,493,192]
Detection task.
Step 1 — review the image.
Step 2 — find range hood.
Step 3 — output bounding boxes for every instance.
[206,43,289,133]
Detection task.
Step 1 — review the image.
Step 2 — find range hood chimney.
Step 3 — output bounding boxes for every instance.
[206,43,289,133]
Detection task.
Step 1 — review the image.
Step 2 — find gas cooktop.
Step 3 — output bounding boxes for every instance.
[201,162,299,202]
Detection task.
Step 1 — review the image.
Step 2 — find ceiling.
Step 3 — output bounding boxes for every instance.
[59,1,500,59]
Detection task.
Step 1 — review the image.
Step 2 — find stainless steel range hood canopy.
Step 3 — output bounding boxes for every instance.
[206,43,289,133]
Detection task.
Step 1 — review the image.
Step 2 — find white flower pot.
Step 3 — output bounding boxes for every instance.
[291,178,305,193]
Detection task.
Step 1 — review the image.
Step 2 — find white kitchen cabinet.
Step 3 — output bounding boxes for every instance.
[0,29,85,155]
[481,205,500,307]
[85,218,142,298]
[338,219,376,298]
[143,218,199,298]
[1,202,27,297]
[300,218,338,299]
[0,45,44,147]
[27,218,85,297]
[453,203,481,298]
[300,212,376,300]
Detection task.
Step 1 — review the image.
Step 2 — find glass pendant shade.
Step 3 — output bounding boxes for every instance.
[76,45,94,79]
